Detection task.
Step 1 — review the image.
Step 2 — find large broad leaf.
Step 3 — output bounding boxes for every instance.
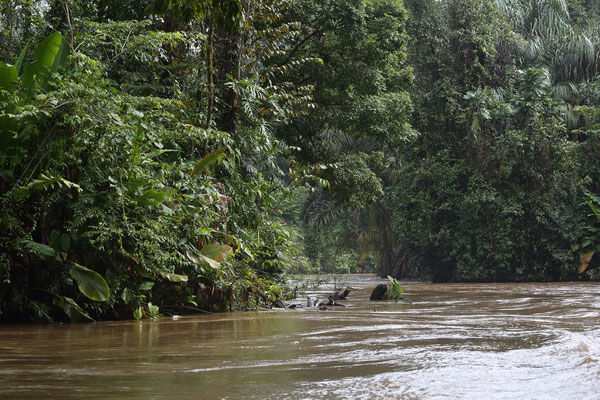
[21,32,63,92]
[138,282,154,291]
[47,37,69,83]
[121,288,133,304]
[0,62,18,91]
[186,243,232,269]
[133,306,143,321]
[14,43,29,75]
[190,147,226,176]
[186,250,220,269]
[200,243,232,262]
[69,262,111,301]
[24,240,58,259]
[160,271,189,282]
[60,297,95,323]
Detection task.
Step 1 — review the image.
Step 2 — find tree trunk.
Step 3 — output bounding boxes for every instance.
[204,15,215,129]
[214,26,242,134]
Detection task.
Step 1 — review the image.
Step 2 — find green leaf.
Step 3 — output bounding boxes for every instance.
[21,32,63,93]
[24,240,58,259]
[160,271,189,282]
[185,244,232,270]
[121,288,132,304]
[138,282,154,291]
[48,39,69,81]
[60,297,95,323]
[190,147,226,176]
[29,300,54,323]
[186,250,220,269]
[0,62,18,91]
[133,306,143,321]
[59,233,71,252]
[586,199,600,221]
[15,174,82,201]
[148,302,160,318]
[68,262,111,301]
[15,43,29,74]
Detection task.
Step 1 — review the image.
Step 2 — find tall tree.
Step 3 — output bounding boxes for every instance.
[277,0,414,276]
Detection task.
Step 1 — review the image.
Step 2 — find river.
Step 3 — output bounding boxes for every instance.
[1,275,599,399]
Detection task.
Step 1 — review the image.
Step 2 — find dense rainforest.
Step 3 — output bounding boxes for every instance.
[1,0,599,322]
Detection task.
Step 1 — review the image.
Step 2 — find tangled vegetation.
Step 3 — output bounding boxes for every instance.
[1,0,599,322]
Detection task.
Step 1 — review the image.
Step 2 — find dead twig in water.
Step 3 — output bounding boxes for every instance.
[161,305,212,314]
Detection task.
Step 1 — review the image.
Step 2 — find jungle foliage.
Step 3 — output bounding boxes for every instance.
[287,0,600,282]
[1,0,599,322]
[0,0,314,322]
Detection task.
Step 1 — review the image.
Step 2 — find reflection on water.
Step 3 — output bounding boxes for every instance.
[1,276,599,399]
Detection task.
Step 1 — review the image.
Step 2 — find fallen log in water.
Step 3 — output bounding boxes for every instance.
[304,287,351,310]
[333,287,351,300]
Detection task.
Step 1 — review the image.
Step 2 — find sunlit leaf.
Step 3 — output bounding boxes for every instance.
[148,302,160,317]
[160,271,189,282]
[138,282,154,291]
[133,306,143,321]
[200,243,232,262]
[186,250,220,269]
[190,147,226,176]
[21,32,63,92]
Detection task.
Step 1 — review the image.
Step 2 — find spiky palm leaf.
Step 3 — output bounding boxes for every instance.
[495,0,600,130]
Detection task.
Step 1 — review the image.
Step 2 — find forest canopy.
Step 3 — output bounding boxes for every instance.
[0,0,599,322]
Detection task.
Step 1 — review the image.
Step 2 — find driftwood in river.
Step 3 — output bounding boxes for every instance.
[333,287,351,300]
[305,287,351,310]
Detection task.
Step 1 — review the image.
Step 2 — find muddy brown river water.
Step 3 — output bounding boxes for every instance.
[1,275,599,399]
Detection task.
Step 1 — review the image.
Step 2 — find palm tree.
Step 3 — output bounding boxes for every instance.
[496,0,600,129]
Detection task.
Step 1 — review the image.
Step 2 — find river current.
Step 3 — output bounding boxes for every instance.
[1,275,599,399]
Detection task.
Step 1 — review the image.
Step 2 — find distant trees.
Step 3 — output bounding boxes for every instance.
[390,0,598,281]
[277,0,414,275]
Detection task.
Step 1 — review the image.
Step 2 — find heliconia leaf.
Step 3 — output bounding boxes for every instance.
[48,38,69,83]
[32,32,62,66]
[21,32,63,93]
[190,147,226,176]
[69,262,111,302]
